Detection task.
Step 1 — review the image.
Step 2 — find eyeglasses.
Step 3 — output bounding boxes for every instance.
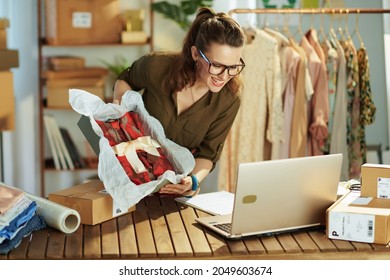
[198,49,245,76]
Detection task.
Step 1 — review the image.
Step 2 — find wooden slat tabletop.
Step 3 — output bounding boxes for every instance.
[1,196,390,260]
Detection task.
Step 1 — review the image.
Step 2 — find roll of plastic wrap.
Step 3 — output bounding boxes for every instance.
[1,183,80,234]
[24,193,81,234]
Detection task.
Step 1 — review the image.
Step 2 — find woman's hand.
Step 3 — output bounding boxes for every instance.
[158,176,195,196]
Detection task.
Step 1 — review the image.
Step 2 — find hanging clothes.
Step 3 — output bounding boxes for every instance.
[357,46,376,163]
[264,28,301,159]
[301,29,330,156]
[218,28,282,192]
[342,39,362,179]
[321,36,339,155]
[330,40,349,181]
[289,37,313,158]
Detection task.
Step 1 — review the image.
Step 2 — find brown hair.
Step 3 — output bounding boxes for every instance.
[163,7,245,95]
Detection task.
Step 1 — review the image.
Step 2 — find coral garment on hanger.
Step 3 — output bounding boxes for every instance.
[289,37,312,158]
[301,29,329,156]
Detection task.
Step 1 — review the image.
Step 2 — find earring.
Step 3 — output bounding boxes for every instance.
[195,60,199,67]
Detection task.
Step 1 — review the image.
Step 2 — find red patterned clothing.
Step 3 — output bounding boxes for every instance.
[96,112,174,185]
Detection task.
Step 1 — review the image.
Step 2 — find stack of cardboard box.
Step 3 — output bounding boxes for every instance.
[43,56,108,109]
[327,164,390,245]
[0,18,18,131]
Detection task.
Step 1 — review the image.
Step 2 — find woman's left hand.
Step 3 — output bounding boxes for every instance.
[158,176,193,196]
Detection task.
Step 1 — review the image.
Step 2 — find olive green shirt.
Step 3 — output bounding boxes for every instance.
[118,52,241,166]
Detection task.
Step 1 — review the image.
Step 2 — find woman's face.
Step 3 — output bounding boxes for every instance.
[192,43,244,93]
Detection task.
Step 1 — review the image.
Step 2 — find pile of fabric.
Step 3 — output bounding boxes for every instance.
[0,184,46,255]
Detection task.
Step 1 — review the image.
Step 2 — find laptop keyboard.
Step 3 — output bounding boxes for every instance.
[213,223,232,233]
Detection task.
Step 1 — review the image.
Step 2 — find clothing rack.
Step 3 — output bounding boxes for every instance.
[228,8,390,15]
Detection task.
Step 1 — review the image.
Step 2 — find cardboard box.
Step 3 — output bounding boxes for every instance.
[47,85,105,109]
[48,179,136,225]
[361,163,390,198]
[0,29,6,49]
[327,191,390,245]
[44,67,108,79]
[121,31,148,44]
[0,71,15,131]
[0,49,19,70]
[46,75,106,108]
[45,0,121,45]
[49,56,85,70]
[46,77,105,88]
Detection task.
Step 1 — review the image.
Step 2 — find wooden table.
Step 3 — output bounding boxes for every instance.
[1,195,389,260]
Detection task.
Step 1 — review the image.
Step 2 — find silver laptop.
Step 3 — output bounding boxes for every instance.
[195,154,343,239]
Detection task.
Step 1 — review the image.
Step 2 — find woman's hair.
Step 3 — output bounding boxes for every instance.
[163,7,245,95]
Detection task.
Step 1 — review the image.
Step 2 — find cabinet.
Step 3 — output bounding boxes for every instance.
[37,0,154,197]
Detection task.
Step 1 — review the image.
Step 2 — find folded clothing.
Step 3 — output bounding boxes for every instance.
[0,214,46,255]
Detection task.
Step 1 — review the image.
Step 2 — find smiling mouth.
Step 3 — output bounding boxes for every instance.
[211,77,224,87]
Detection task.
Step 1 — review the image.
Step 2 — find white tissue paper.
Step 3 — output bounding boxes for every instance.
[69,89,195,211]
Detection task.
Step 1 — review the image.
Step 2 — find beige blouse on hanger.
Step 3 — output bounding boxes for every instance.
[218,28,282,192]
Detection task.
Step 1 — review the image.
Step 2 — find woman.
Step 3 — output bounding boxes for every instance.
[113,7,246,197]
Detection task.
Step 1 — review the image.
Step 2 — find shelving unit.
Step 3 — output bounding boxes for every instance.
[37,0,154,197]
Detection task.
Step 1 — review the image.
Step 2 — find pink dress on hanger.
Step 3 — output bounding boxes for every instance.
[300,29,329,156]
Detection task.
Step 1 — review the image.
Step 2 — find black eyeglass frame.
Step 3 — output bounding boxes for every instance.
[198,49,246,76]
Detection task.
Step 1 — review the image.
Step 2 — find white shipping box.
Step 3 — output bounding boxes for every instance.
[327,191,390,245]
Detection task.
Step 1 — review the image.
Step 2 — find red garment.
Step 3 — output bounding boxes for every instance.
[96,112,174,185]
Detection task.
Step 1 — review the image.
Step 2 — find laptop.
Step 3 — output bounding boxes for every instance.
[195,153,343,239]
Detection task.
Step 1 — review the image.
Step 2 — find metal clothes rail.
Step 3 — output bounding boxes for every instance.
[228,8,390,16]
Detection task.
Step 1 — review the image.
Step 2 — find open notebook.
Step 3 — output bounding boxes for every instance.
[195,154,343,239]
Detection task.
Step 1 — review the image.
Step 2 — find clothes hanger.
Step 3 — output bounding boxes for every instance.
[282,12,293,38]
[273,12,280,32]
[264,11,290,45]
[328,9,339,47]
[343,9,352,41]
[350,9,364,48]
[293,13,304,41]
[243,13,258,44]
[318,10,332,49]
[337,10,346,42]
[310,9,315,32]
[262,13,269,29]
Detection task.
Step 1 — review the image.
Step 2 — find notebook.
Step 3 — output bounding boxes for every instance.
[195,153,343,239]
